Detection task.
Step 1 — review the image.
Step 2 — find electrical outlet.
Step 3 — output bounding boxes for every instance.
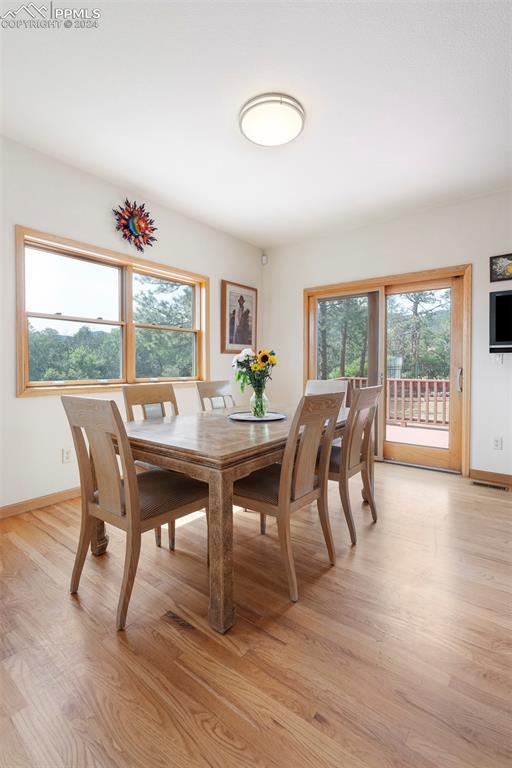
[61,447,73,464]
[493,437,503,451]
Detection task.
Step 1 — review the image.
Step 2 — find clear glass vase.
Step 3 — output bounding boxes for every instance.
[250,388,269,418]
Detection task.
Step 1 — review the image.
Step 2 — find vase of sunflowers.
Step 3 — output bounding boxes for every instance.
[232,348,277,418]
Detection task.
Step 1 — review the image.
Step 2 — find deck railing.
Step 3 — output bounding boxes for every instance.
[341,377,450,427]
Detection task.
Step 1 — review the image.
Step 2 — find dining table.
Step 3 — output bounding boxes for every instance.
[91,403,349,634]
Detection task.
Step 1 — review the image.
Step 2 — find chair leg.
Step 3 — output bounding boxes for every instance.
[277,515,298,602]
[317,495,336,565]
[70,513,94,594]
[154,526,162,547]
[260,513,266,534]
[116,530,141,631]
[362,467,378,523]
[205,508,210,567]
[339,476,357,546]
[168,520,176,551]
[362,439,375,504]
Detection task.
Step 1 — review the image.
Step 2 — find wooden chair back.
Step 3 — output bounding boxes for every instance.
[342,385,382,475]
[305,378,349,416]
[280,393,343,504]
[305,378,348,402]
[197,380,235,410]
[123,383,179,421]
[62,397,138,520]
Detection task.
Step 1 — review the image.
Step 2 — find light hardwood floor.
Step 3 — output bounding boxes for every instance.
[1,464,511,768]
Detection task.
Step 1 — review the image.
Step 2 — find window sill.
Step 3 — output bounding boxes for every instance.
[17,380,204,397]
[17,383,125,398]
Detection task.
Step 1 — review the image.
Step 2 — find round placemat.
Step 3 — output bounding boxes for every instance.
[228,411,286,422]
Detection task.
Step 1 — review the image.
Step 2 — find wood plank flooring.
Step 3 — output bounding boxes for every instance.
[1,464,511,768]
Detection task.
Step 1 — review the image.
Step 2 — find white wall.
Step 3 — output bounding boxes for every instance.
[1,138,510,506]
[0,138,261,506]
[262,191,512,475]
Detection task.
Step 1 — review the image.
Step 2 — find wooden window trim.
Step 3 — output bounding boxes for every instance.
[16,225,210,396]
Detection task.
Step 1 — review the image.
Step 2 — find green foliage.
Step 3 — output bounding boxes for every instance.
[135,327,195,378]
[28,276,195,382]
[29,325,121,381]
[317,297,369,379]
[133,274,193,328]
[387,290,450,378]
[316,289,451,382]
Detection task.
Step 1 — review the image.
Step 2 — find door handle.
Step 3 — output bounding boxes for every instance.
[456,367,463,393]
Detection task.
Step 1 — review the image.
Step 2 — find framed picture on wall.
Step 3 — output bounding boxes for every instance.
[221,280,257,353]
[490,254,512,282]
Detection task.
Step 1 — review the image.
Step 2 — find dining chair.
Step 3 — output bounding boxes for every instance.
[328,385,382,545]
[233,392,343,602]
[198,379,266,534]
[305,378,350,423]
[197,380,235,411]
[123,383,180,549]
[197,379,266,536]
[123,382,179,421]
[305,378,349,406]
[62,396,209,630]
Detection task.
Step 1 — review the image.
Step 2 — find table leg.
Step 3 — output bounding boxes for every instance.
[91,521,109,556]
[207,471,234,633]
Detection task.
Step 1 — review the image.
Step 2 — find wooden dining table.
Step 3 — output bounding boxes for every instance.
[91,403,348,634]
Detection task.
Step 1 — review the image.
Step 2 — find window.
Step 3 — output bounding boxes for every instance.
[132,272,196,379]
[16,227,208,395]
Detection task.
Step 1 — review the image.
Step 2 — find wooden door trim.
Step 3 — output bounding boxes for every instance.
[303,264,472,475]
[383,274,467,472]
[385,277,453,294]
[449,275,464,471]
[304,265,469,300]
[384,443,453,469]
[461,268,472,476]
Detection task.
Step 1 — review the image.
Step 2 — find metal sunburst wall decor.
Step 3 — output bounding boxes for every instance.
[113,199,158,252]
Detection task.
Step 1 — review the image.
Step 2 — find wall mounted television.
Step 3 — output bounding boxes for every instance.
[490,290,512,353]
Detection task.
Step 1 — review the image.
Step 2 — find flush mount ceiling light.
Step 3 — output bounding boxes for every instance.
[239,93,305,146]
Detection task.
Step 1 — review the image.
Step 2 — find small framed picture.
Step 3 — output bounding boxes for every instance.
[490,254,512,283]
[221,280,257,353]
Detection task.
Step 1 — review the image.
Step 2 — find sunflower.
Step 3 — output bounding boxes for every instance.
[257,350,271,366]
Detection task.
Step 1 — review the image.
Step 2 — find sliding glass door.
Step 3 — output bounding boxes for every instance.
[315,292,379,385]
[311,289,383,456]
[383,277,464,470]
[305,268,469,473]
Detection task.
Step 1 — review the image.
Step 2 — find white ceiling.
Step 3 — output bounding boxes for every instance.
[1,1,511,247]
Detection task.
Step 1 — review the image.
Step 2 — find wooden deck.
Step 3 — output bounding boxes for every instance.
[1,464,511,767]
